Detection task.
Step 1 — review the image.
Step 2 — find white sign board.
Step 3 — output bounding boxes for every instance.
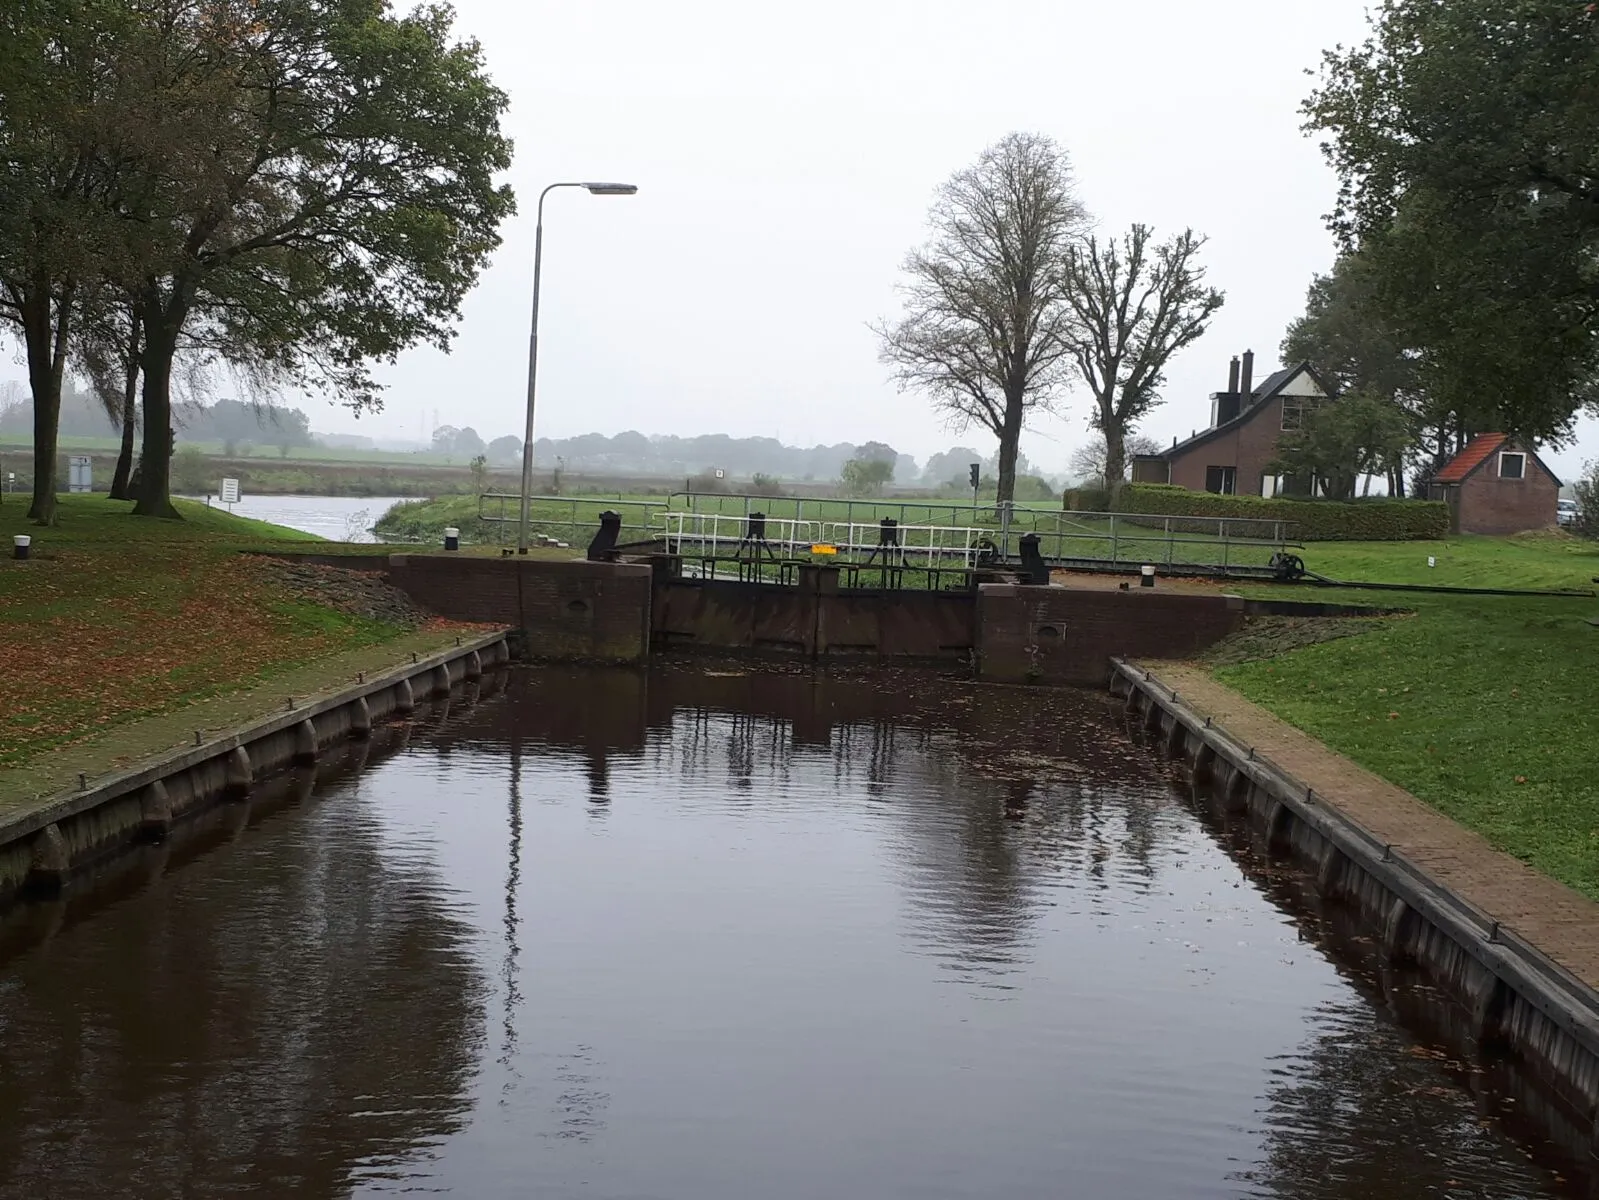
[68,455,92,493]
[219,477,241,505]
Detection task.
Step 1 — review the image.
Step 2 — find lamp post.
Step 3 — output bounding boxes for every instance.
[517,180,639,554]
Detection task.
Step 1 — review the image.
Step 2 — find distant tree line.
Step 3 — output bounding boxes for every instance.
[0,382,312,453]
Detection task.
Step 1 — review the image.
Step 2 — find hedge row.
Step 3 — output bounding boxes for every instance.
[1100,484,1450,541]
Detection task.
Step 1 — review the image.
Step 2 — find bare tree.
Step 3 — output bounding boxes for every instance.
[1069,432,1162,486]
[875,132,1087,503]
[1062,225,1224,492]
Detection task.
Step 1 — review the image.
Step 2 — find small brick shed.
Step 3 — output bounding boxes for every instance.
[1425,434,1559,535]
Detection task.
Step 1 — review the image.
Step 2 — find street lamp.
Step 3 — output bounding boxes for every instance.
[517,181,639,553]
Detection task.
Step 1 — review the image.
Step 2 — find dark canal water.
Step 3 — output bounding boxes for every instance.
[0,665,1582,1198]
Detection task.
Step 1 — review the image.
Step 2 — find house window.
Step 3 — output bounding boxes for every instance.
[1281,400,1304,431]
[1205,466,1237,495]
[1499,452,1525,480]
[1261,474,1281,498]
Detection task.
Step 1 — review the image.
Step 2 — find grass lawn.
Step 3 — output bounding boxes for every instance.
[0,494,477,771]
[1210,531,1599,899]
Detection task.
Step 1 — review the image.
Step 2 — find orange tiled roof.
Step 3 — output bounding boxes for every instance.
[1434,433,1509,483]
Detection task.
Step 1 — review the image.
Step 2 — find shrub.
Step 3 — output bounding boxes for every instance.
[1060,486,1112,513]
[171,446,212,494]
[1120,484,1450,541]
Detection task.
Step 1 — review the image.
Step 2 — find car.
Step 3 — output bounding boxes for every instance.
[1557,498,1579,527]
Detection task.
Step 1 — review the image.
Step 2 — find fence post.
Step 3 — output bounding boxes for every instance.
[1110,514,1119,564]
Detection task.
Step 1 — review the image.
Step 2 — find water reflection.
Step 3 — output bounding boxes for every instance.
[0,664,1577,1199]
[0,749,486,1198]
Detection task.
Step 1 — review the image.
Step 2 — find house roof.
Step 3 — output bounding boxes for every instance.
[1249,366,1297,400]
[1432,434,1508,483]
[1430,433,1561,487]
[1155,361,1331,462]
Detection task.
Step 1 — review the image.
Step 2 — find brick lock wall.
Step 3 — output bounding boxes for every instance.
[1167,396,1288,497]
[1457,469,1559,535]
[975,585,1245,686]
[386,555,651,661]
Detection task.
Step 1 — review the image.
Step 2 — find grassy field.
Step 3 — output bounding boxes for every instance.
[1206,532,1599,899]
[0,494,473,772]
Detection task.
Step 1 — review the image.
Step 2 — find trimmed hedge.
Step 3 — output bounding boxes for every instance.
[1107,484,1450,541]
[1058,486,1112,513]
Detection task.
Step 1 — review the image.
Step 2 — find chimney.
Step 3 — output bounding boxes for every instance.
[1227,355,1240,395]
[1239,350,1255,402]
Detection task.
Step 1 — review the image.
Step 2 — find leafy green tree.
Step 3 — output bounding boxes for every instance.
[840,457,894,497]
[1280,253,1427,491]
[1061,224,1224,493]
[111,0,514,517]
[1303,0,1599,444]
[1573,463,1599,541]
[0,0,128,522]
[1266,392,1414,500]
[486,434,522,465]
[75,298,143,500]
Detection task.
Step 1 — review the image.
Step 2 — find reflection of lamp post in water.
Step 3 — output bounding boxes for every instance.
[517,181,639,554]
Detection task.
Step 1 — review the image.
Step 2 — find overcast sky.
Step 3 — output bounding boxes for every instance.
[7,0,1598,478]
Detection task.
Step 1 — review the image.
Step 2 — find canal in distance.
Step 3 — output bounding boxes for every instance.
[0,664,1578,1198]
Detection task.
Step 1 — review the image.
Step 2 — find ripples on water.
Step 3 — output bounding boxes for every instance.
[0,665,1575,1199]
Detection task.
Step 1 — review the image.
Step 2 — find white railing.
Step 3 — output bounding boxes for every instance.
[818,522,992,569]
[659,512,822,558]
[660,513,997,570]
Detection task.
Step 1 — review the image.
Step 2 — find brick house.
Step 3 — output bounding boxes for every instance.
[1425,434,1559,534]
[1131,351,1334,496]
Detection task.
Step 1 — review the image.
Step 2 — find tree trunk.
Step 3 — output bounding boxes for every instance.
[109,315,141,501]
[1102,420,1127,495]
[995,388,1025,504]
[21,285,72,525]
[133,313,181,519]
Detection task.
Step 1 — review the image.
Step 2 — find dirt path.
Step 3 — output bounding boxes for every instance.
[1150,661,1599,991]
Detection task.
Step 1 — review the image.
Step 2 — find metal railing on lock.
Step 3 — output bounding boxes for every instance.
[1007,510,1294,573]
[660,512,823,559]
[818,521,992,571]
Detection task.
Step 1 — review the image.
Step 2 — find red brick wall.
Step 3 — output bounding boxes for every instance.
[1456,463,1559,535]
[386,555,651,661]
[1167,396,1287,496]
[975,585,1245,686]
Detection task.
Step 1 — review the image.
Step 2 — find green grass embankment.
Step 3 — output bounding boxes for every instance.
[0,494,483,781]
[1211,532,1599,898]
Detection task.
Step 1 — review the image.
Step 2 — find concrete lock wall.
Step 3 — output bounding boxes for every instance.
[652,571,975,659]
[976,586,1245,686]
[0,635,510,906]
[1113,662,1599,1140]
[386,555,652,662]
[379,556,1246,674]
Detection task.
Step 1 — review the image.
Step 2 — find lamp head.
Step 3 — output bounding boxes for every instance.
[583,182,638,195]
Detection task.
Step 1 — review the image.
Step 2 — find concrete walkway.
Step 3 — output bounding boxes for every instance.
[0,626,494,822]
[1149,662,1599,993]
